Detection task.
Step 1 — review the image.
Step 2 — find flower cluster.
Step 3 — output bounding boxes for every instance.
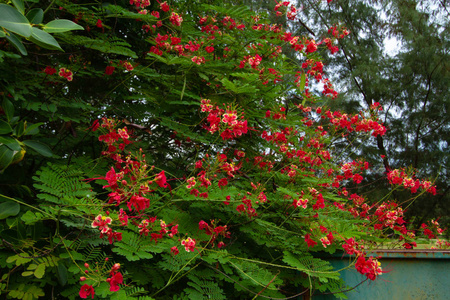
[181,237,196,252]
[43,66,73,81]
[107,263,123,292]
[200,100,248,140]
[79,284,95,299]
[387,169,436,195]
[355,256,383,281]
[421,219,445,239]
[169,12,183,26]
[58,68,73,81]
[91,214,122,244]
[186,153,242,200]
[198,220,231,248]
[88,118,183,253]
[324,109,386,137]
[92,118,169,213]
[78,260,125,298]
[138,218,179,244]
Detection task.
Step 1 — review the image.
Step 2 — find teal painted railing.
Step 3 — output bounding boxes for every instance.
[312,250,450,300]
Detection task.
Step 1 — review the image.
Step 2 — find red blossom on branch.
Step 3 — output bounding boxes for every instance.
[79,284,95,299]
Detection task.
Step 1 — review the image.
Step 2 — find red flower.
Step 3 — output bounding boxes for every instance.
[169,12,183,26]
[403,243,412,249]
[198,220,208,230]
[154,171,168,188]
[96,19,103,28]
[44,66,57,75]
[171,36,181,45]
[218,178,228,188]
[305,233,317,247]
[79,284,95,299]
[171,246,179,255]
[105,66,115,75]
[355,256,382,280]
[58,68,73,81]
[107,272,123,292]
[89,119,100,132]
[160,1,170,12]
[181,237,196,252]
[306,40,317,53]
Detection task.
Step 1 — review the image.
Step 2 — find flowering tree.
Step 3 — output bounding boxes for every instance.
[0,0,445,299]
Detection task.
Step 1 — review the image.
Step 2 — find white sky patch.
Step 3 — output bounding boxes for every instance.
[383,36,402,57]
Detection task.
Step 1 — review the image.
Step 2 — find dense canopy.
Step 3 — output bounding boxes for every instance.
[0,0,447,299]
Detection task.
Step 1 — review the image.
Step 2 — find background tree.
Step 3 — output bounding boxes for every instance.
[295,0,450,230]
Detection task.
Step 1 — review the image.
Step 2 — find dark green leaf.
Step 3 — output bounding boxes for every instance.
[5,32,27,55]
[0,145,14,170]
[0,201,20,219]
[0,136,21,151]
[23,140,52,157]
[11,0,25,15]
[14,121,25,137]
[57,263,68,286]
[26,8,44,24]
[2,98,14,121]
[22,122,43,136]
[0,4,32,37]
[0,119,13,134]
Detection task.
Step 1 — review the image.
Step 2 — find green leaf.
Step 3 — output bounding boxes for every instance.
[14,121,25,137]
[6,253,32,265]
[198,72,209,81]
[2,98,14,122]
[43,19,84,33]
[29,27,63,51]
[26,8,44,24]
[21,271,34,277]
[22,122,42,136]
[42,103,57,113]
[5,32,27,55]
[0,136,21,151]
[0,120,13,134]
[0,145,14,170]
[57,263,68,285]
[0,4,32,38]
[298,73,306,93]
[34,263,45,279]
[23,140,52,157]
[0,201,20,219]
[21,210,45,225]
[0,31,5,38]
[11,0,25,15]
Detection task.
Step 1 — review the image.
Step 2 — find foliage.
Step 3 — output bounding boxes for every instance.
[0,0,447,299]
